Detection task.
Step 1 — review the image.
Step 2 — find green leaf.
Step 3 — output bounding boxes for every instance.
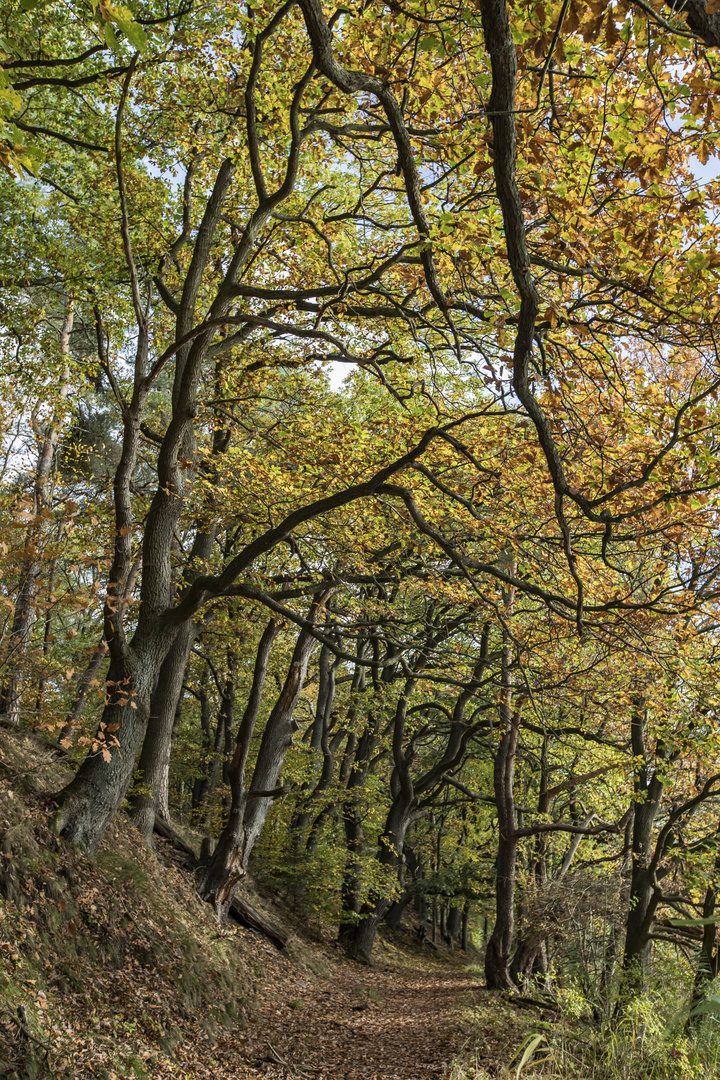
[115,16,148,51]
[418,34,441,52]
[104,22,119,49]
[515,1034,546,1079]
[689,996,720,1017]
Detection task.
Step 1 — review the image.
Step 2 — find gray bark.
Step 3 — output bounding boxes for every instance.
[200,602,327,921]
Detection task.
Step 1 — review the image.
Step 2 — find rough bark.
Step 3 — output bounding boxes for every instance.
[129,620,196,840]
[53,649,157,849]
[616,700,664,1008]
[200,605,325,922]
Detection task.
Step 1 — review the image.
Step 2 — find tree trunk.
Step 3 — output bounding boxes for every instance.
[58,638,109,747]
[510,730,551,991]
[485,827,519,990]
[447,905,462,943]
[616,699,664,1010]
[688,851,720,1025]
[291,643,339,850]
[53,648,157,851]
[129,621,197,840]
[58,561,140,748]
[201,698,228,831]
[344,913,380,965]
[485,612,520,991]
[385,891,412,931]
[339,686,416,962]
[200,605,325,921]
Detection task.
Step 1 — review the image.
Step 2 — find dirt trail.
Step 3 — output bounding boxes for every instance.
[232,946,474,1080]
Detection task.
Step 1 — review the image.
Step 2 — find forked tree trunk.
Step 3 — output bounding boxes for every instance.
[200,603,326,921]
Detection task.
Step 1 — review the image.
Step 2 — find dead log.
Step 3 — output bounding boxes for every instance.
[152,814,198,861]
[229,893,287,949]
[152,813,287,949]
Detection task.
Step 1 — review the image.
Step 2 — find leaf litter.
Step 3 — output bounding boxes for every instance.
[0,728,477,1080]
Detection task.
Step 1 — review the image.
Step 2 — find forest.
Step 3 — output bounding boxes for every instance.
[3,0,720,1076]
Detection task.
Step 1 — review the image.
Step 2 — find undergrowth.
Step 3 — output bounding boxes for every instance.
[450,966,720,1080]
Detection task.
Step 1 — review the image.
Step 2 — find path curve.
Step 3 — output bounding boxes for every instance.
[235,948,473,1080]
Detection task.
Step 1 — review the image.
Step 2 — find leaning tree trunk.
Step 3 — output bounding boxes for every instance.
[53,648,158,850]
[200,604,326,921]
[58,638,109,747]
[58,560,140,748]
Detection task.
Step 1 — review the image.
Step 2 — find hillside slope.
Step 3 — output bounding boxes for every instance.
[0,726,481,1080]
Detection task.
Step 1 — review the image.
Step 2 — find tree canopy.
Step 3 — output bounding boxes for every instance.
[3,0,720,1017]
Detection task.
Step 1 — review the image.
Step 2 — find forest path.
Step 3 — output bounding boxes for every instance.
[231,942,475,1080]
